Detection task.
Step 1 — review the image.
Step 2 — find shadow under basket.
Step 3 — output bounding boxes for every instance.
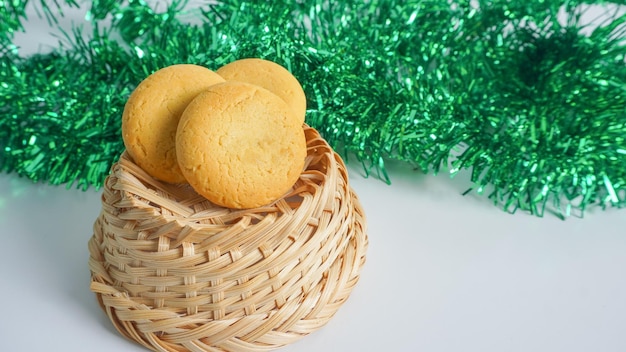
[88,126,368,352]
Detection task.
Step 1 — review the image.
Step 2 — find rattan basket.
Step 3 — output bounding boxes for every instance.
[88,125,368,352]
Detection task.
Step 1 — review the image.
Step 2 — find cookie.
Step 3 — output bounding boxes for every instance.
[176,81,307,209]
[122,64,225,183]
[216,58,307,124]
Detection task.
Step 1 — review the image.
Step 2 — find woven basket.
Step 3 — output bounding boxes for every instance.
[88,125,368,352]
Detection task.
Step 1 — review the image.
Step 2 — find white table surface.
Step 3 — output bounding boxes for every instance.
[3,3,626,351]
[1,160,626,352]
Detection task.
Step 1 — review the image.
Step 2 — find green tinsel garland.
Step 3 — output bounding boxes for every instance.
[1,0,625,218]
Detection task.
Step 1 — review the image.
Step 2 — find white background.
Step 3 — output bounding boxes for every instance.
[2,2,626,352]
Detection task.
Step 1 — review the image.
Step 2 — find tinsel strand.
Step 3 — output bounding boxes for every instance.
[1,0,625,218]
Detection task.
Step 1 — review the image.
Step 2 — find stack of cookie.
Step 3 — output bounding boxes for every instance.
[122,59,308,209]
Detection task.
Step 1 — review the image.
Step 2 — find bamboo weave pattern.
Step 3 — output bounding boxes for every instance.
[88,126,368,352]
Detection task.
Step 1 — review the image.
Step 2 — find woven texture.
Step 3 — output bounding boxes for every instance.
[88,126,368,352]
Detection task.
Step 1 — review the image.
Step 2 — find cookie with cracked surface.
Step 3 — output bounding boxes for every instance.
[122,64,225,183]
[216,58,307,124]
[176,81,307,209]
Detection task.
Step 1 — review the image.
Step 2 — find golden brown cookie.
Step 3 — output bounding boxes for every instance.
[122,64,225,183]
[176,81,307,209]
[216,58,307,124]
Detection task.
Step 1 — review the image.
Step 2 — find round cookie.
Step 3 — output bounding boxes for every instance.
[176,81,307,209]
[122,64,225,183]
[216,58,307,124]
